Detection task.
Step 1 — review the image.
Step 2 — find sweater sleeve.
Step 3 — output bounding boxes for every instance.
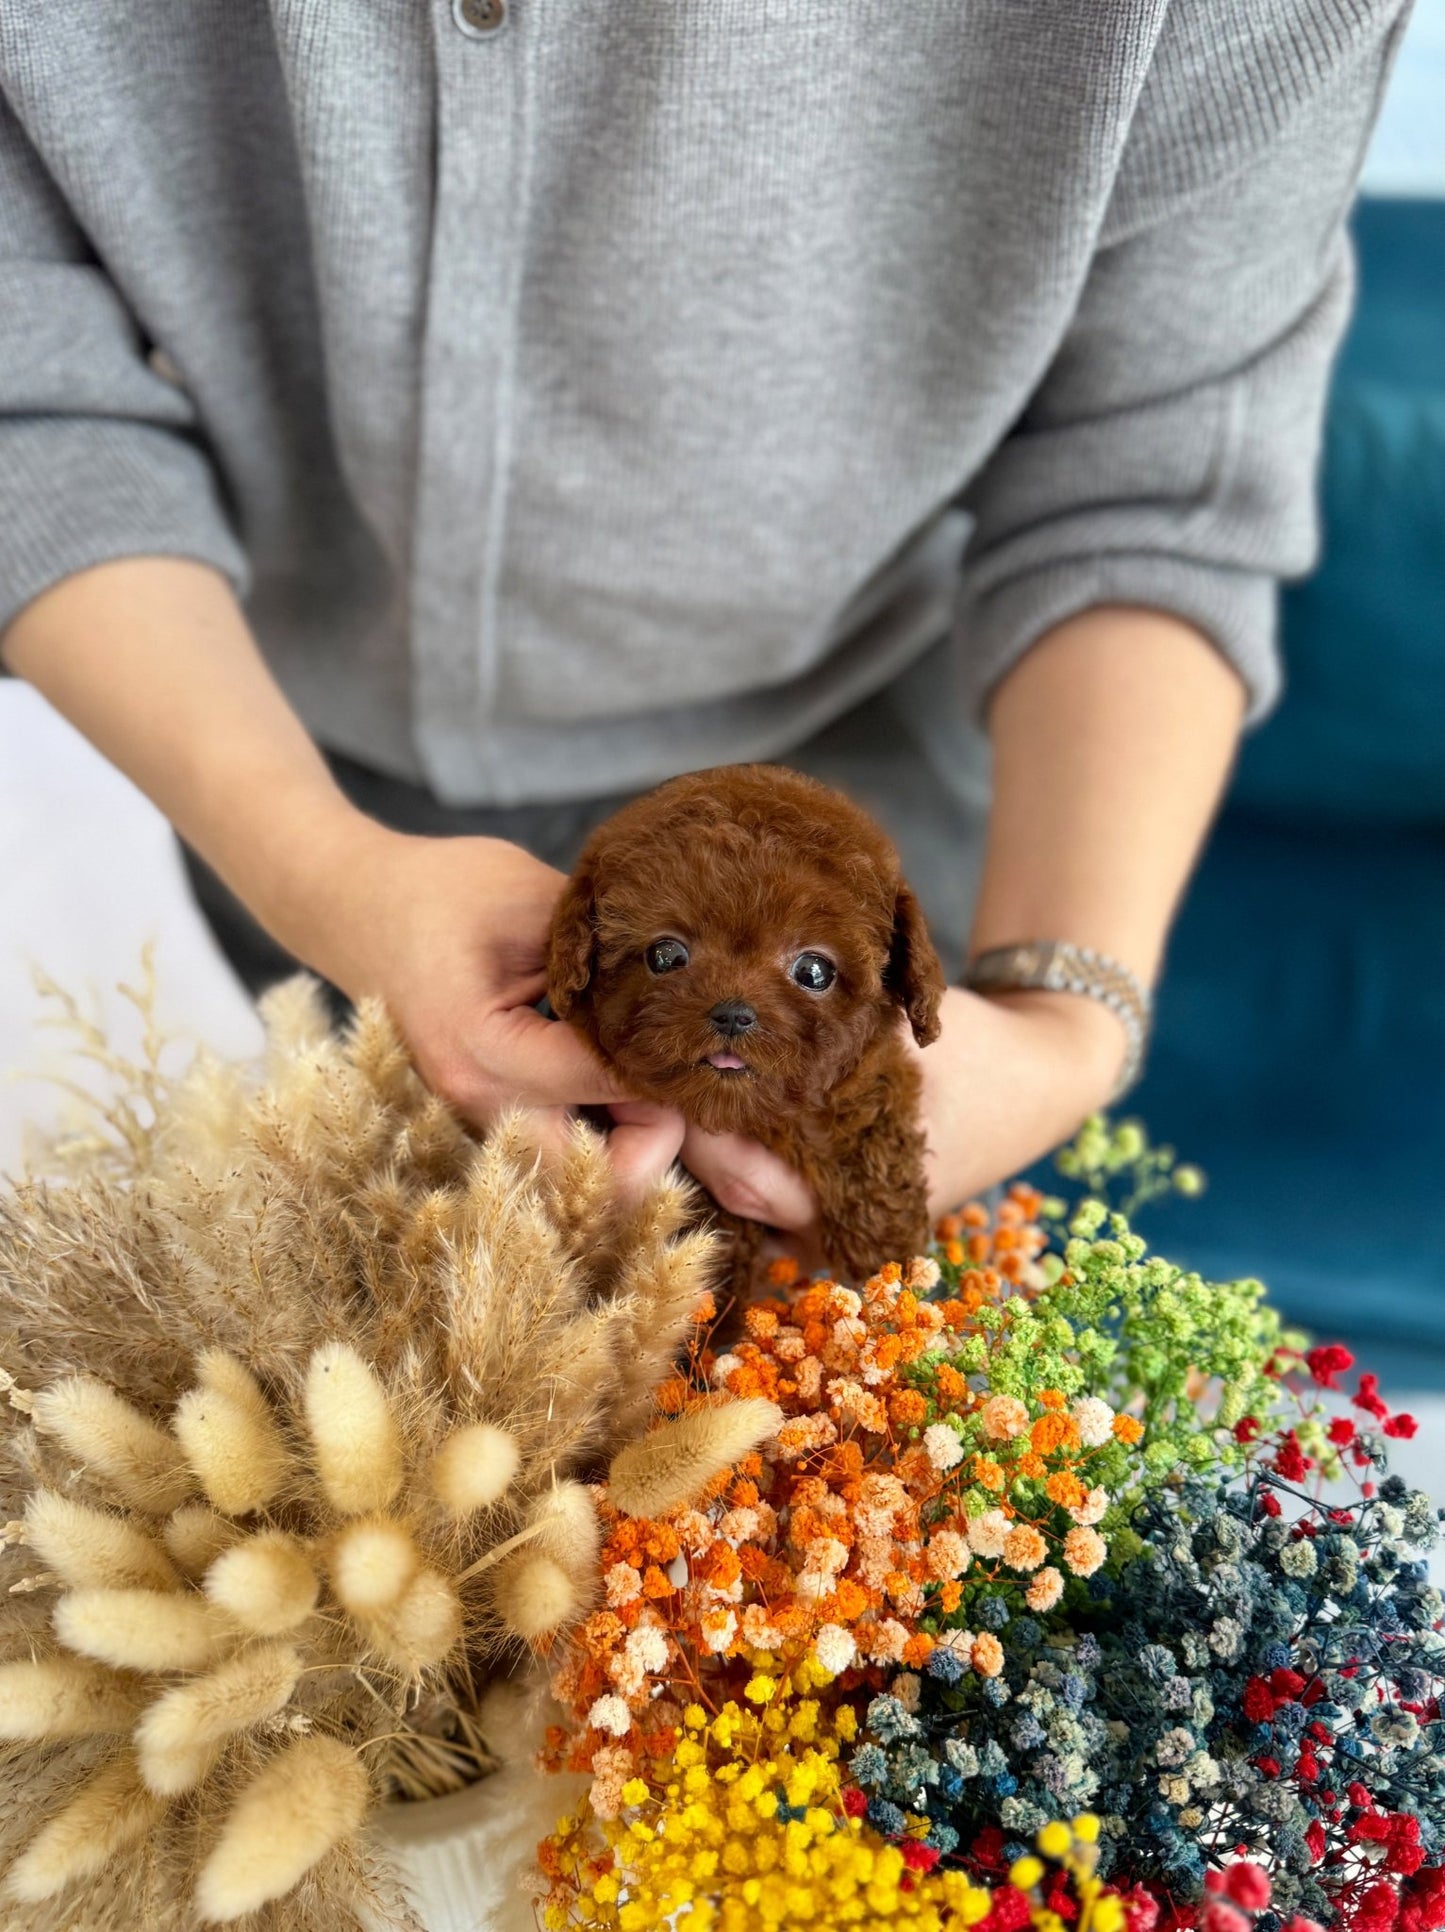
[0,89,247,641]
[955,0,1411,725]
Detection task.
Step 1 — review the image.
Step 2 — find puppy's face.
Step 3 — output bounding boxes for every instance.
[547,768,943,1136]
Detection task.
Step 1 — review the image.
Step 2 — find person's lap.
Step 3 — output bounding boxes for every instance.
[184,641,990,1001]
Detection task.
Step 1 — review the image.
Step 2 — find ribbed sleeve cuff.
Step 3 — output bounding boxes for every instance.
[0,417,249,641]
[957,554,1282,727]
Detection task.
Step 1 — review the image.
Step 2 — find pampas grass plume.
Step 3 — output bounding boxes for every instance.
[163,1505,242,1578]
[429,1421,520,1516]
[194,1735,370,1923]
[328,1518,419,1613]
[135,1643,303,1796]
[173,1354,293,1516]
[30,1376,190,1515]
[6,1754,168,1903]
[364,1567,462,1672]
[491,1551,580,1643]
[607,1397,783,1518]
[25,1489,179,1592]
[0,1658,145,1741]
[54,1587,230,1673]
[204,1532,319,1635]
[303,1343,403,1515]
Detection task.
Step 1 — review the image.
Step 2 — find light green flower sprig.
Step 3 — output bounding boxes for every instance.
[1039,1207,1288,1471]
[926,1119,1296,1502]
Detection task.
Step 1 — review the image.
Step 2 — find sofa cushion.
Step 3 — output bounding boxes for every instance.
[1124,810,1445,1383]
[1230,198,1445,829]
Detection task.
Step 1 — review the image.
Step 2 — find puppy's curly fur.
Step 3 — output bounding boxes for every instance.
[546,765,945,1291]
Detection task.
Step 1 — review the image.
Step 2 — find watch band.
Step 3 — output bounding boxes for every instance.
[963,940,1152,1101]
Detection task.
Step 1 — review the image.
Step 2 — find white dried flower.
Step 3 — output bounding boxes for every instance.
[1071,1396,1116,1448]
[623,1624,669,1674]
[812,1624,857,1676]
[966,1510,1011,1559]
[587,1694,633,1737]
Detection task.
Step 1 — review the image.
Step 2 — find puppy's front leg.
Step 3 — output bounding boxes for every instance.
[692,1201,766,1319]
[806,1097,933,1286]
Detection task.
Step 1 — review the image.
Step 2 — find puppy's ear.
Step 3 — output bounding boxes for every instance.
[546,864,597,1022]
[884,881,945,1046]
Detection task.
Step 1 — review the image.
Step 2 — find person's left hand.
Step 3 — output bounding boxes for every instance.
[674,984,1125,1249]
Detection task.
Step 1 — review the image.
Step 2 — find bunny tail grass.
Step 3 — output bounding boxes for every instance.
[328,1518,420,1613]
[303,1343,404,1514]
[30,1377,191,1515]
[203,1532,319,1635]
[529,1479,603,1576]
[607,1397,784,1518]
[429,1420,520,1516]
[24,1489,180,1591]
[162,1505,242,1578]
[135,1643,303,1795]
[5,1755,167,1903]
[173,1353,294,1515]
[361,1567,463,1673]
[0,1658,146,1741]
[194,1736,370,1923]
[491,1551,582,1642]
[54,1587,232,1673]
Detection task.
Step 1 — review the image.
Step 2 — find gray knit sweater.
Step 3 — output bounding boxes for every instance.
[0,2,1407,804]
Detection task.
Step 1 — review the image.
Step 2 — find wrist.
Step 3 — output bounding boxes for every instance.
[974,987,1128,1109]
[963,940,1153,1099]
[226,782,391,989]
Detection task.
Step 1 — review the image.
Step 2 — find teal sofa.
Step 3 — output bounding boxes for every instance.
[1130,198,1445,1385]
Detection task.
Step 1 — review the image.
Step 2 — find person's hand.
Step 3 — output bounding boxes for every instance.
[911,985,1125,1216]
[678,984,1125,1247]
[277,813,688,1182]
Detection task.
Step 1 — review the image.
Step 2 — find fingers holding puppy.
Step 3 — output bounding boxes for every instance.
[297,828,635,1156]
[679,1126,817,1236]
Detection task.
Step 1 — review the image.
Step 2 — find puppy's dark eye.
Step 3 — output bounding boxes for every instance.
[790,951,836,993]
[645,937,690,975]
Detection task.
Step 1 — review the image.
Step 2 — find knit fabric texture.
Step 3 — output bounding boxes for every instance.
[0,0,1410,804]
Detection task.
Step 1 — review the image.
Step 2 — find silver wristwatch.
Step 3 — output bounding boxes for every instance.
[963,940,1153,1100]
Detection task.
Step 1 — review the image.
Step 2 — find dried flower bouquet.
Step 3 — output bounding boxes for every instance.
[537,1128,1445,1932]
[0,976,727,1930]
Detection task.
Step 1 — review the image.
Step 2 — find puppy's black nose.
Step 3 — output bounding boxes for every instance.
[709,1000,756,1038]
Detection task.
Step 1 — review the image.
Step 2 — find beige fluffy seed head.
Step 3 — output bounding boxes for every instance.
[53,1588,231,1674]
[24,1490,179,1592]
[195,1349,270,1414]
[0,1658,146,1741]
[173,1360,292,1517]
[30,1377,190,1515]
[362,1567,462,1672]
[428,1421,520,1516]
[328,1518,419,1613]
[204,1532,319,1636]
[607,1398,784,1518]
[193,1735,370,1923]
[529,1480,602,1576]
[135,1643,302,1796]
[6,1754,168,1903]
[163,1505,242,1578]
[491,1550,580,1643]
[302,1343,403,1515]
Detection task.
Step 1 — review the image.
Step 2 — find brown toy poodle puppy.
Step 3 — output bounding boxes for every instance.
[546,764,945,1292]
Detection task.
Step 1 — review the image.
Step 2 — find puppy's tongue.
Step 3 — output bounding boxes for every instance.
[706,1053,747,1071]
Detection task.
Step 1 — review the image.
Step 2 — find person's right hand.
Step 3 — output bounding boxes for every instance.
[278,814,688,1185]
